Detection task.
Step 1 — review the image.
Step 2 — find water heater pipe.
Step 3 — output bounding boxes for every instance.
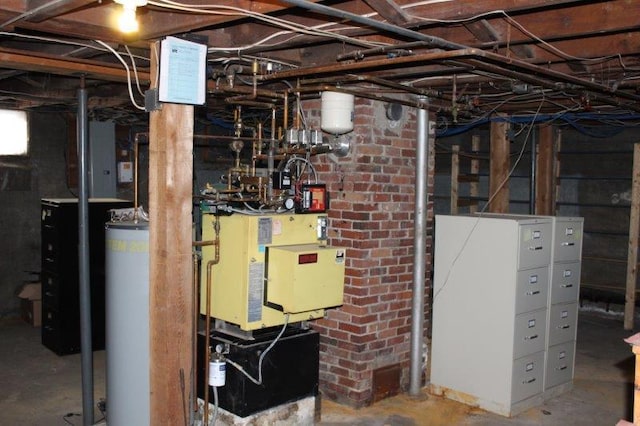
[203,216,221,426]
[77,77,95,425]
[409,98,429,396]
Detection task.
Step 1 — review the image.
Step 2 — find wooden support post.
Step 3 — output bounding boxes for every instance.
[489,117,509,213]
[148,42,195,424]
[535,125,557,215]
[554,134,563,216]
[451,145,460,214]
[469,136,480,214]
[625,143,640,330]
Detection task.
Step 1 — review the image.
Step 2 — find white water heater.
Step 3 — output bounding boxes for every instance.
[321,91,355,135]
[105,221,150,426]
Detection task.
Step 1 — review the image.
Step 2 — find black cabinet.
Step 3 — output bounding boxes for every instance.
[41,198,131,355]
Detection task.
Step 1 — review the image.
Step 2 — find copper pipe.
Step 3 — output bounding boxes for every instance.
[202,216,221,426]
[133,133,140,223]
[283,91,288,131]
[259,48,640,112]
[192,240,216,247]
[191,252,199,416]
[295,80,301,129]
[207,82,284,100]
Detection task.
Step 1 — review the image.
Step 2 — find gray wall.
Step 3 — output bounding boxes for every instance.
[0,112,72,317]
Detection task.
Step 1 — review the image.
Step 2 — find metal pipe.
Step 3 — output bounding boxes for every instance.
[260,45,640,112]
[77,76,94,425]
[279,0,465,51]
[409,97,429,396]
[336,41,429,62]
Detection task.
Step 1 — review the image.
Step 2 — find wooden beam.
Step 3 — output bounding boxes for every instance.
[148,42,195,424]
[625,143,640,330]
[0,47,150,83]
[362,0,411,25]
[450,145,460,214]
[535,124,556,215]
[24,0,94,23]
[489,117,509,213]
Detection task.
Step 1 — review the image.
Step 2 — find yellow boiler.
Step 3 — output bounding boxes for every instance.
[200,212,345,331]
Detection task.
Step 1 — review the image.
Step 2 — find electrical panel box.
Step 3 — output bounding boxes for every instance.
[200,213,345,330]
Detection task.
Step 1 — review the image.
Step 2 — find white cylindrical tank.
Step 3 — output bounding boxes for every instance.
[321,91,355,135]
[105,222,149,426]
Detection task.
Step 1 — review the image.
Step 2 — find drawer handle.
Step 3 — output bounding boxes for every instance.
[556,365,568,371]
[526,290,540,296]
[529,246,543,251]
[524,334,538,341]
[561,242,575,247]
[522,378,536,384]
[560,284,573,288]
[45,291,54,297]
[44,326,54,331]
[558,324,571,330]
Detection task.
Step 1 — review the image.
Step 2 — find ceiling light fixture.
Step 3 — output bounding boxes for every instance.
[114,0,147,33]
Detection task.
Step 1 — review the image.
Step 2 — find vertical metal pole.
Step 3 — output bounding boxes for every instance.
[410,98,429,396]
[530,128,537,214]
[77,77,94,425]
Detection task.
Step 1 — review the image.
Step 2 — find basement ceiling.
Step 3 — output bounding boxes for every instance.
[0,0,638,127]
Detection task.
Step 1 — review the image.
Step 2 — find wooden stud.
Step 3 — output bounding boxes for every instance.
[148,42,195,423]
[489,117,509,213]
[469,135,480,214]
[451,145,460,214]
[625,143,640,330]
[535,124,557,215]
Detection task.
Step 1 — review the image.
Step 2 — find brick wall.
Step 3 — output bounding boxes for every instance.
[305,96,435,407]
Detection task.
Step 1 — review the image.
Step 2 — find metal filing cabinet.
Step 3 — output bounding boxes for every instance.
[41,198,131,355]
[430,214,553,417]
[544,217,583,397]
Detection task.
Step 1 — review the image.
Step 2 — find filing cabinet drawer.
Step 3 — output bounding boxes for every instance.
[548,302,578,346]
[518,223,552,270]
[41,205,62,228]
[42,305,63,353]
[515,267,549,314]
[513,309,547,359]
[550,262,581,304]
[511,351,544,403]
[41,228,62,272]
[545,341,575,389]
[42,272,60,307]
[553,219,583,263]
[42,303,81,355]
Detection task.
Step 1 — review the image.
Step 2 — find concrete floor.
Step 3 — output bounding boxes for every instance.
[0,306,635,425]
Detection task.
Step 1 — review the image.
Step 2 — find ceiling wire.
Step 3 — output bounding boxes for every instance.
[149,0,387,51]
[95,40,145,111]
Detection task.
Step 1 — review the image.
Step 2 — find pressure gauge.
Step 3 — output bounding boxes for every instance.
[284,198,295,210]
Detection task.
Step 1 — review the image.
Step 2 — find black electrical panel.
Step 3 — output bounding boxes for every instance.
[197,327,319,417]
[40,198,131,355]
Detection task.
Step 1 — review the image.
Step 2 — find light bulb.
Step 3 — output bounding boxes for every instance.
[117,4,139,33]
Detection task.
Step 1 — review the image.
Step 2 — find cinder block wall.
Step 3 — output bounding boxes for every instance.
[305,97,435,407]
